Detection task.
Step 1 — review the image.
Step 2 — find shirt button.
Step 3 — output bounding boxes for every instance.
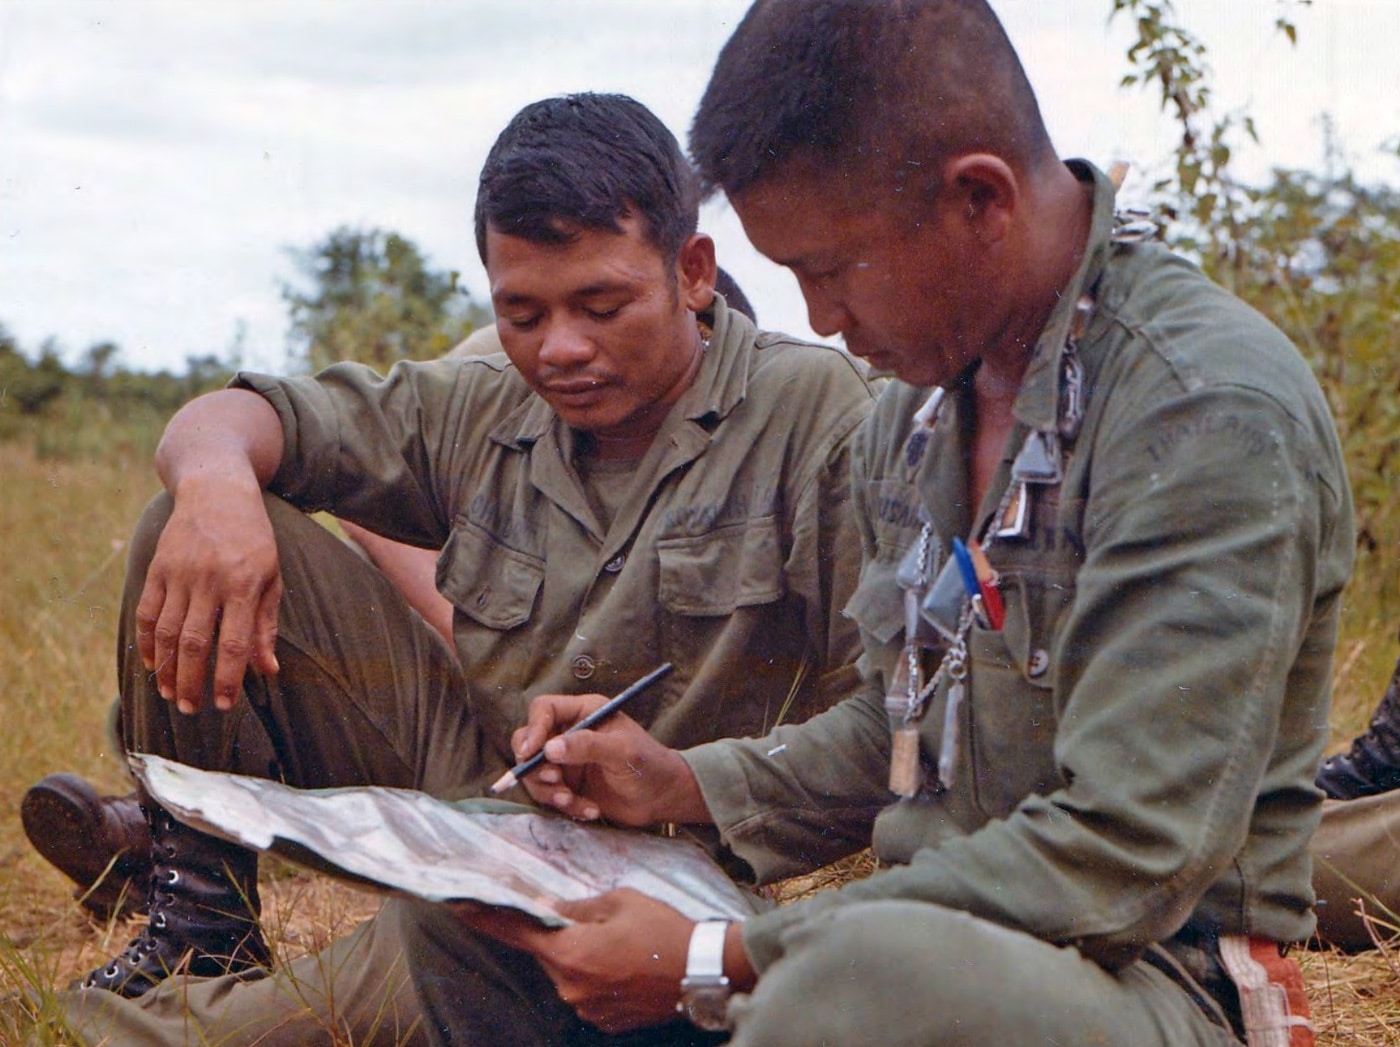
[604,554,626,574]
[571,655,596,680]
[1027,648,1050,678]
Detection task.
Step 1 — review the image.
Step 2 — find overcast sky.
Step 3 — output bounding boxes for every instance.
[2,0,1398,375]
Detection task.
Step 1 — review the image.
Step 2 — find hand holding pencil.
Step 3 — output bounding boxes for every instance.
[490,663,674,794]
[495,663,713,828]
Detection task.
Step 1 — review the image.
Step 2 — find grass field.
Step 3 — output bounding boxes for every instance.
[1,425,1399,1043]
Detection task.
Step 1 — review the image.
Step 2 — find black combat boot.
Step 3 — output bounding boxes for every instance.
[21,773,152,919]
[79,804,271,997]
[1316,655,1400,800]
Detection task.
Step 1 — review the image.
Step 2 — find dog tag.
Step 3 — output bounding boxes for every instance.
[936,678,965,791]
[889,726,922,798]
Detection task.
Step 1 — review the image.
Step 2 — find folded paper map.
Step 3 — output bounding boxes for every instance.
[130,753,760,928]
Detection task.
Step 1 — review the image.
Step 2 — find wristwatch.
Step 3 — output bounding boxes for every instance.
[677,919,732,1031]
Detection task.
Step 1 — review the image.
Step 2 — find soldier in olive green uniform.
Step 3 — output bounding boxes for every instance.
[404,4,1352,1045]
[51,93,873,1044]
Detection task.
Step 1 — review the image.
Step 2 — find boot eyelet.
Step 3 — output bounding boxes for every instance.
[152,912,168,929]
[104,963,121,978]
[164,869,180,885]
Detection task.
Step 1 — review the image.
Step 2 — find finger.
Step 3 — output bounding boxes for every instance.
[516,693,609,760]
[519,776,601,822]
[209,597,257,713]
[455,903,560,951]
[250,573,282,678]
[150,583,192,703]
[509,723,533,764]
[172,593,219,714]
[134,575,168,672]
[542,726,634,771]
[552,892,622,923]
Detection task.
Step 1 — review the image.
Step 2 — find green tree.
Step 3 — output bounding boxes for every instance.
[78,340,121,398]
[1111,0,1400,634]
[281,227,491,374]
[1111,0,1309,281]
[1219,150,1400,556]
[0,329,68,416]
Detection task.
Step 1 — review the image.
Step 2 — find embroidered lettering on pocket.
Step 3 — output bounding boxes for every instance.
[658,517,784,617]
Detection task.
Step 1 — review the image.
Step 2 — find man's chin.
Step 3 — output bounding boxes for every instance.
[858,351,942,387]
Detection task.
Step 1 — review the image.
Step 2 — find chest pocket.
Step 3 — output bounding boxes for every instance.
[657,516,784,616]
[438,523,544,630]
[966,491,1082,818]
[844,560,904,648]
[845,478,925,648]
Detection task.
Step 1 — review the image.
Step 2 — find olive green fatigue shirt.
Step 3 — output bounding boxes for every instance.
[232,299,876,784]
[685,163,1355,974]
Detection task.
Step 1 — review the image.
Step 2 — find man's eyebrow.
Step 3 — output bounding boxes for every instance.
[571,279,634,299]
[494,280,633,305]
[763,248,829,273]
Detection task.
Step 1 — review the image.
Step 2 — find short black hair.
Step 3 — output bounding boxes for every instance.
[690,0,1054,199]
[714,266,757,326]
[476,93,699,266]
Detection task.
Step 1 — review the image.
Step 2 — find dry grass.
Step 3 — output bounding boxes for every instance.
[2,433,1399,1043]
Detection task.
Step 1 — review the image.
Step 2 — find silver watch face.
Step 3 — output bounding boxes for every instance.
[684,986,731,1032]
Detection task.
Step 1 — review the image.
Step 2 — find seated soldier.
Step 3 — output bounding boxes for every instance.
[19,266,760,925]
[24,92,875,1045]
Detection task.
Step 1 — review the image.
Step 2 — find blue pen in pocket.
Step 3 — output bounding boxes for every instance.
[951,537,990,629]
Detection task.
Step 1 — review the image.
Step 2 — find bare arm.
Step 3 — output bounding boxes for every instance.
[338,520,454,645]
[154,388,284,494]
[140,389,286,714]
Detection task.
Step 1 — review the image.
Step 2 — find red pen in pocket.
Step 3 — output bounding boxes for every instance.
[968,540,1005,631]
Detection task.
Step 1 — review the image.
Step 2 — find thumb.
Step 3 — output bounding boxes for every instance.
[543,728,623,770]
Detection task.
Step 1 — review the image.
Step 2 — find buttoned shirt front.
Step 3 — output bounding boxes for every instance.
[234,299,877,786]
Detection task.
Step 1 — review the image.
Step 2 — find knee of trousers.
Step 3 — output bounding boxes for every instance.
[728,901,996,1046]
[1311,794,1400,951]
[124,492,176,594]
[727,901,1175,1047]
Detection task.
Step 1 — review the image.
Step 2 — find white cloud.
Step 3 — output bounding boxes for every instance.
[0,0,1395,373]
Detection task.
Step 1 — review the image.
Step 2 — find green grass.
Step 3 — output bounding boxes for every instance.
[1,409,1397,1043]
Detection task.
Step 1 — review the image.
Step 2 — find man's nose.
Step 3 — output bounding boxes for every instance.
[538,321,596,368]
[798,280,853,339]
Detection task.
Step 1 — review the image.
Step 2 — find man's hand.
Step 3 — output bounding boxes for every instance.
[455,889,693,1034]
[141,388,288,715]
[508,693,710,826]
[136,478,282,714]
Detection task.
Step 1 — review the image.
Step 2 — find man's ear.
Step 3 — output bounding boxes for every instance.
[676,234,718,312]
[944,154,1018,244]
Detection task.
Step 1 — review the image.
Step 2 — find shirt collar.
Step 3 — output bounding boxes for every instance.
[1013,160,1117,434]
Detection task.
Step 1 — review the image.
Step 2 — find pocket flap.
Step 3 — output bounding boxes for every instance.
[843,559,904,646]
[658,516,784,617]
[437,524,544,630]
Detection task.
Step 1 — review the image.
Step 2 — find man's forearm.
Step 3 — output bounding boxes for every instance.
[155,388,285,496]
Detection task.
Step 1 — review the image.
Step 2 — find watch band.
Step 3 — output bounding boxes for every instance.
[685,919,729,980]
[678,919,732,1031]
